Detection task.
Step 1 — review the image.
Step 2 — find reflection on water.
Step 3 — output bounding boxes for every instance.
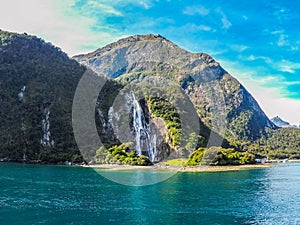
[0,163,300,224]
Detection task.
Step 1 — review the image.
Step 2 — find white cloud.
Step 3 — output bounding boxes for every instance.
[216,9,231,29]
[291,46,299,51]
[271,30,284,35]
[270,30,298,51]
[240,54,300,74]
[0,0,126,55]
[137,0,152,9]
[274,7,291,23]
[197,25,212,31]
[221,17,231,29]
[256,90,300,125]
[165,23,213,38]
[279,66,295,73]
[80,0,123,16]
[229,44,248,52]
[183,5,209,16]
[100,0,154,9]
[278,60,300,74]
[209,49,228,56]
[241,55,273,64]
[218,59,300,124]
[277,33,289,47]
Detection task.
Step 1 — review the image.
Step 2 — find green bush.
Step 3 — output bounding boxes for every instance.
[186,147,256,166]
[93,142,152,166]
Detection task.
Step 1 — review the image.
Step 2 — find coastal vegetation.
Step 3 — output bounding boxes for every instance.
[94,143,152,166]
[186,147,256,166]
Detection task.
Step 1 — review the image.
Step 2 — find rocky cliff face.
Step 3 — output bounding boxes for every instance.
[74,34,276,142]
[74,34,224,82]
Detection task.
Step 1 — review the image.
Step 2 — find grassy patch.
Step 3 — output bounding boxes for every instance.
[165,158,188,166]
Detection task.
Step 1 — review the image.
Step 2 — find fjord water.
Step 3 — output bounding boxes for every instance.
[1,163,300,225]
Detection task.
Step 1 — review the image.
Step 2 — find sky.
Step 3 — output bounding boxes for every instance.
[0,0,299,124]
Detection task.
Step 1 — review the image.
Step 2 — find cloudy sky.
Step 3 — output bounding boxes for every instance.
[1,0,299,124]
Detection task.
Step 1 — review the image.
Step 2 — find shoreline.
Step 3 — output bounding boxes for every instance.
[2,160,299,172]
[83,163,273,173]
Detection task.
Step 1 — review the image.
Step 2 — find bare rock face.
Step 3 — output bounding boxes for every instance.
[74,34,223,82]
[74,34,276,141]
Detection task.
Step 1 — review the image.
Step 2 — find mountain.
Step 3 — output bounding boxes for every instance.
[271,116,299,128]
[0,30,86,162]
[271,116,290,127]
[74,34,276,144]
[2,30,297,165]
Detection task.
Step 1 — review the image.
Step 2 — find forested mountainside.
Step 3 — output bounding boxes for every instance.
[1,30,299,165]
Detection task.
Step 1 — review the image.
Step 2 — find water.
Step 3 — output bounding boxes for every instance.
[109,92,157,162]
[1,163,300,225]
[130,93,156,161]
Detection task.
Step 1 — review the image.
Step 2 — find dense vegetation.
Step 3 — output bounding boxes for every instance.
[0,30,85,163]
[94,143,152,166]
[1,30,300,166]
[242,128,300,159]
[186,147,256,166]
[147,97,182,148]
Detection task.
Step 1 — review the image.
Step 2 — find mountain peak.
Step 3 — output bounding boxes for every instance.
[124,33,166,41]
[271,116,290,127]
[74,34,169,58]
[106,34,168,48]
[271,116,299,128]
[73,33,220,79]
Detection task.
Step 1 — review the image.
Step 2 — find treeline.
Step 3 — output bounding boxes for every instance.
[93,143,152,166]
[185,147,256,166]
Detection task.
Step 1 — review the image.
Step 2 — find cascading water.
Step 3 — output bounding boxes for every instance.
[18,86,26,102]
[18,85,26,161]
[106,92,158,162]
[40,105,55,147]
[130,93,157,162]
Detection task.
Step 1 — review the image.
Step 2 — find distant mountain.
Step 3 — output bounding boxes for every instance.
[271,116,290,127]
[271,116,299,128]
[74,34,276,143]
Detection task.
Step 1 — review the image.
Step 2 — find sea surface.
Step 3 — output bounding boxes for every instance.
[0,163,300,225]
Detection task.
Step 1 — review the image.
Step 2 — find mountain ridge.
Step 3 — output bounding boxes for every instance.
[271,116,299,128]
[74,33,276,143]
[2,30,300,164]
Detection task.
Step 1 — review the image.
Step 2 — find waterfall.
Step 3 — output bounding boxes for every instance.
[18,85,27,161]
[97,109,108,133]
[18,85,26,102]
[106,93,158,162]
[40,105,54,147]
[130,93,157,162]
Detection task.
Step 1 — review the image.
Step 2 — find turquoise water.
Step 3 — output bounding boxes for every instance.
[1,163,300,225]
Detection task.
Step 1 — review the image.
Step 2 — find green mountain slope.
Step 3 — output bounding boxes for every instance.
[1,30,299,165]
[0,30,85,162]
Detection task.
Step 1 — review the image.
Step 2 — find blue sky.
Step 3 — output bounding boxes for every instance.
[0,0,299,124]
